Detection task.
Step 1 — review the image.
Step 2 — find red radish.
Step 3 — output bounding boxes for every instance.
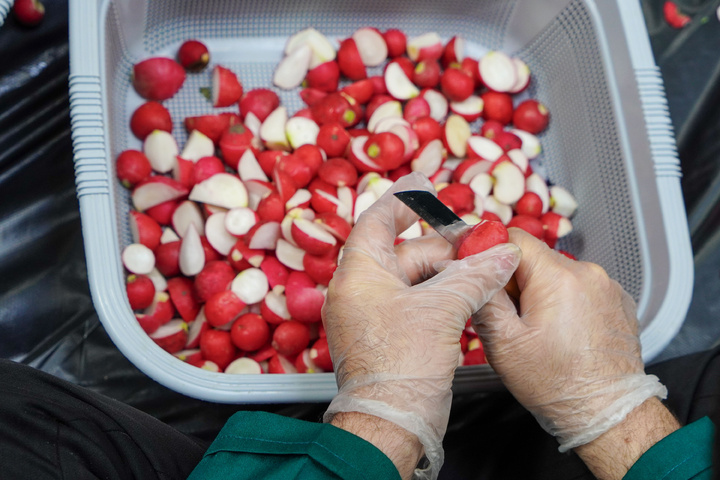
[290,218,337,255]
[559,250,577,261]
[515,191,544,218]
[364,132,406,171]
[341,79,374,105]
[336,38,367,80]
[276,155,314,189]
[511,128,543,160]
[352,27,388,67]
[219,123,256,171]
[173,349,204,366]
[440,68,475,102]
[368,75,388,95]
[154,241,181,277]
[126,274,156,310]
[311,92,359,128]
[438,183,475,216]
[132,57,186,101]
[130,211,162,251]
[185,114,237,144]
[541,211,573,242]
[274,44,312,90]
[275,238,307,271]
[295,349,324,373]
[478,51,516,93]
[420,88,449,122]
[313,212,352,242]
[463,346,487,365]
[513,99,550,134]
[130,102,172,140]
[224,207,258,236]
[177,40,210,71]
[442,36,465,67]
[172,200,204,240]
[272,321,311,356]
[316,122,351,157]
[211,65,243,108]
[144,130,179,173]
[205,213,237,256]
[509,58,531,94]
[460,57,482,87]
[116,150,152,188]
[261,290,291,324]
[239,89,280,123]
[150,319,189,354]
[494,131,522,152]
[389,57,416,82]
[413,59,441,89]
[481,91,514,125]
[302,248,339,286]
[192,156,225,185]
[13,0,44,26]
[309,337,333,371]
[225,357,263,374]
[267,354,297,374]
[364,94,395,123]
[384,61,420,100]
[507,215,544,239]
[549,186,578,218]
[406,32,443,62]
[490,159,525,205]
[122,243,155,275]
[237,151,269,183]
[450,95,485,123]
[411,117,443,145]
[186,311,208,350]
[525,173,551,214]
[173,156,194,188]
[403,97,432,124]
[383,29,407,58]
[467,135,504,161]
[200,329,236,370]
[228,238,265,271]
[260,255,290,289]
[254,192,284,223]
[664,1,691,28]
[167,276,201,322]
[411,139,445,178]
[456,221,509,259]
[300,88,328,107]
[480,120,504,140]
[231,268,270,305]
[205,290,246,327]
[317,158,357,187]
[194,260,235,302]
[305,60,341,93]
[231,313,270,351]
[189,173,249,210]
[244,221,281,250]
[285,116,320,150]
[367,100,402,133]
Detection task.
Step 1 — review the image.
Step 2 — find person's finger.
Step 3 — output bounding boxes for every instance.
[506,227,572,291]
[406,243,521,322]
[346,172,435,253]
[395,232,455,284]
[471,288,523,340]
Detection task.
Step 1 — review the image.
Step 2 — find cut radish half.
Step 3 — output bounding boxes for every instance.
[172,200,205,238]
[122,243,155,275]
[225,357,262,374]
[384,61,419,100]
[179,224,205,276]
[225,207,258,236]
[352,28,388,67]
[231,268,270,305]
[478,51,517,93]
[144,130,178,173]
[275,239,306,271]
[274,44,313,90]
[205,212,236,256]
[189,173,248,209]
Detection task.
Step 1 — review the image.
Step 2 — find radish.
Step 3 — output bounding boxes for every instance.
[116,150,152,188]
[13,0,44,26]
[274,44,312,90]
[154,241,181,277]
[384,61,420,100]
[179,224,205,276]
[260,255,290,290]
[341,79,375,105]
[192,156,225,185]
[130,211,162,251]
[309,337,333,371]
[438,183,475,216]
[337,38,367,81]
[200,329,236,370]
[420,88,449,122]
[305,60,341,93]
[185,113,237,144]
[231,313,270,352]
[495,132,523,154]
[228,238,265,271]
[225,357,263,375]
[144,130,179,173]
[189,173,249,209]
[177,39,210,72]
[231,268,270,305]
[267,354,297,374]
[407,32,443,62]
[481,91,514,125]
[150,319,189,354]
[219,123,256,171]
[316,122,351,158]
[261,289,291,324]
[352,27,388,67]
[284,27,336,69]
[513,99,550,134]
[303,247,339,286]
[205,212,237,256]
[122,243,155,275]
[295,349,324,373]
[364,132,406,171]
[132,57,186,101]
[145,199,180,226]
[456,221,509,259]
[549,186,578,218]
[260,106,291,151]
[490,160,526,205]
[449,95,485,123]
[664,1,691,29]
[442,36,465,67]
[443,114,471,158]
[194,260,235,302]
[285,116,320,150]
[126,274,156,310]
[478,51,516,93]
[167,277,200,322]
[172,200,205,238]
[240,88,280,123]
[383,29,407,58]
[272,321,311,356]
[130,102,172,140]
[413,59,441,89]
[515,191,544,218]
[210,65,244,108]
[507,215,544,239]
[440,68,475,103]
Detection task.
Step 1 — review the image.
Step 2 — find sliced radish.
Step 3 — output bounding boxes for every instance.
[352,27,388,67]
[205,212,236,256]
[179,224,205,277]
[275,239,306,271]
[172,200,205,238]
[122,243,155,275]
[144,130,178,173]
[274,44,313,90]
[225,357,262,374]
[478,51,517,92]
[189,173,248,209]
[180,130,214,162]
[231,268,270,305]
[384,61,419,100]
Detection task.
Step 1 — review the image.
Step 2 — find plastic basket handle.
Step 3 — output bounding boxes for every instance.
[0,0,13,29]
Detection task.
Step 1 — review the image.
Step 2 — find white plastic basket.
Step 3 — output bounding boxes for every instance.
[68,0,693,403]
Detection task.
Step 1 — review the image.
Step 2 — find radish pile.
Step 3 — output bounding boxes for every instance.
[117,28,578,375]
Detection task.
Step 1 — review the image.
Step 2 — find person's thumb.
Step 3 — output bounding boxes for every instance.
[411,243,521,322]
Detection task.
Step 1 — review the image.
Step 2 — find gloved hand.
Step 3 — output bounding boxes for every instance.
[473,228,668,453]
[322,172,521,480]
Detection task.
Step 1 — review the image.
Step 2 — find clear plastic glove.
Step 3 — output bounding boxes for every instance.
[322,172,521,479]
[473,228,668,453]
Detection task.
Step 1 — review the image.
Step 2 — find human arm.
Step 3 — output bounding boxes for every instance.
[473,228,675,479]
[322,172,521,479]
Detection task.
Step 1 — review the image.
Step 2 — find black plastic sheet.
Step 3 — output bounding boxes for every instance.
[0,0,718,477]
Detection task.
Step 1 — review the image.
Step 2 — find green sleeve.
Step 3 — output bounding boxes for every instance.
[187,411,401,480]
[623,416,715,480]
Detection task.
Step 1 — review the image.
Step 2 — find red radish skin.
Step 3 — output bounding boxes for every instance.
[411,117,443,145]
[205,290,246,327]
[440,68,474,103]
[317,158,358,187]
[272,321,311,356]
[664,1,691,28]
[240,89,281,123]
[302,248,339,286]
[316,123,351,157]
[305,61,341,93]
[300,88,329,107]
[438,183,475,216]
[13,0,45,27]
[311,93,358,128]
[228,239,265,271]
[231,313,270,351]
[154,241,181,277]
[126,274,156,310]
[309,337,333,371]
[116,150,153,188]
[260,255,290,289]
[130,102,172,140]
[515,192,544,218]
[167,276,201,322]
[177,40,210,72]
[456,221,509,259]
[130,211,162,251]
[364,132,406,171]
[150,320,189,354]
[193,261,235,302]
[463,347,487,366]
[383,29,407,58]
[507,215,544,239]
[219,124,256,171]
[192,156,226,185]
[341,79,375,105]
[513,100,550,134]
[200,329,237,370]
[481,91,514,125]
[441,36,465,68]
[494,131,522,152]
[403,97,432,124]
[133,57,186,101]
[337,38,367,80]
[185,114,237,144]
[212,65,244,108]
[293,144,325,178]
[276,155,313,189]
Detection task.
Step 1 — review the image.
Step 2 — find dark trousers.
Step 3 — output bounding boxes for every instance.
[0,348,718,480]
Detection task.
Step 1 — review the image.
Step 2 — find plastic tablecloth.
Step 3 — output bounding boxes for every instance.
[0,0,718,477]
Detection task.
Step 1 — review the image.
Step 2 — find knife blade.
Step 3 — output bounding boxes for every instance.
[393,190,470,247]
